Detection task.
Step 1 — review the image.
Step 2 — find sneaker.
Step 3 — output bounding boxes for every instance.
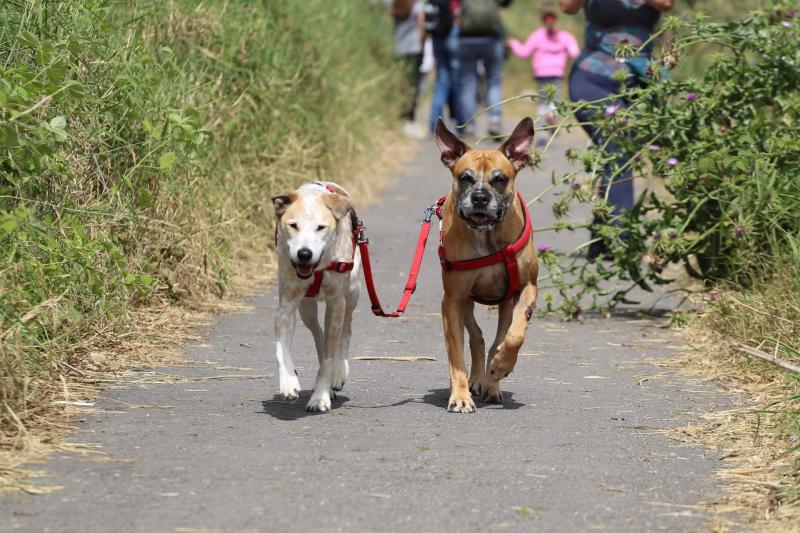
[487,119,503,138]
[402,121,426,140]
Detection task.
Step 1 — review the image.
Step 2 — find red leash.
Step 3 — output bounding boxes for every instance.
[357,199,443,318]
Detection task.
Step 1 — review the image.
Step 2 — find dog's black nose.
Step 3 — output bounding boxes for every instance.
[296,248,313,263]
[471,189,491,208]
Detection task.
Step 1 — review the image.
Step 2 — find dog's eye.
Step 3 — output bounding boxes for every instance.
[288,222,299,230]
[491,175,508,186]
[316,224,327,231]
[458,173,474,184]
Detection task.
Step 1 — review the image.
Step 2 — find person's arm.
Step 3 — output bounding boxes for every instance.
[507,32,538,59]
[645,0,673,12]
[559,0,585,15]
[563,31,581,59]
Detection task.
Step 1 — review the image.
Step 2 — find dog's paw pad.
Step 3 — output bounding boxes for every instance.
[305,393,332,412]
[447,397,476,413]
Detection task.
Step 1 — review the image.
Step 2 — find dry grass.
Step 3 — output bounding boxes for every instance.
[657,327,800,531]
[0,132,420,494]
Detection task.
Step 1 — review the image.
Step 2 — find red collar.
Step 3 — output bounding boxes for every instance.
[437,191,532,304]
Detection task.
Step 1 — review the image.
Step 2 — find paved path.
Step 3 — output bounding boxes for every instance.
[1,132,726,532]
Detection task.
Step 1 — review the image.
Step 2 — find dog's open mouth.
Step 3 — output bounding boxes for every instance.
[293,262,318,279]
[460,209,503,229]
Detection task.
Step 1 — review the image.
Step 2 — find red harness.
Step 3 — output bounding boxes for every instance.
[437,191,532,304]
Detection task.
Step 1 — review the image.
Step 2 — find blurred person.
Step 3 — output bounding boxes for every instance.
[560,0,672,258]
[392,0,427,138]
[457,0,513,138]
[507,5,579,147]
[424,0,463,134]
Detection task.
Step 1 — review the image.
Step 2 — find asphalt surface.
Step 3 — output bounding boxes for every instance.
[1,130,727,532]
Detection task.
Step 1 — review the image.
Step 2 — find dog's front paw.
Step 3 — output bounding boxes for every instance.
[332,359,349,392]
[488,347,515,380]
[305,390,332,412]
[479,379,503,404]
[447,391,476,413]
[279,373,301,401]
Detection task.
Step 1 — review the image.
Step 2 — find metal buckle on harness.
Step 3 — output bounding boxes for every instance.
[423,206,434,223]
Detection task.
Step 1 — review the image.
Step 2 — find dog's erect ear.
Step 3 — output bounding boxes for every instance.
[498,117,534,171]
[271,191,297,218]
[322,193,352,221]
[434,118,469,169]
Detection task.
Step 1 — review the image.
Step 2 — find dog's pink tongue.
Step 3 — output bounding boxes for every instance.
[295,264,315,278]
[472,214,489,223]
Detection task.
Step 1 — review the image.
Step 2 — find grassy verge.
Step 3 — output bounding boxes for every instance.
[0,0,403,490]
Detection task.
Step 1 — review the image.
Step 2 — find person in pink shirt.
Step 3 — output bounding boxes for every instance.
[508,6,580,145]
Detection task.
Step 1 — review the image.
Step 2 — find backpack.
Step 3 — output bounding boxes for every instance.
[460,0,502,37]
[424,0,454,37]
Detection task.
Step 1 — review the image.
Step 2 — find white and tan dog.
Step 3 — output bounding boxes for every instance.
[271,182,360,412]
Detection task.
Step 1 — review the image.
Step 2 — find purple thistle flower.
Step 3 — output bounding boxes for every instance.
[652,231,662,241]
[666,157,679,167]
[735,225,746,238]
[570,181,581,190]
[604,105,620,118]
[537,244,551,253]
[686,92,698,101]
[788,9,798,19]
[648,144,661,152]
[669,231,679,240]
[706,293,718,302]
[565,148,573,158]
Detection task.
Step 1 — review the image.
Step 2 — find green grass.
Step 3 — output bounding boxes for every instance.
[0,0,401,445]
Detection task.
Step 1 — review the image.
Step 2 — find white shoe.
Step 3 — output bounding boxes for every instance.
[403,121,426,140]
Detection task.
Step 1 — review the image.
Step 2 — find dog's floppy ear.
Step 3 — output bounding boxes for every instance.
[322,193,352,221]
[271,191,297,218]
[434,118,469,169]
[498,117,534,171]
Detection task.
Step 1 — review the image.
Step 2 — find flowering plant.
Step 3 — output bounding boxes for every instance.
[528,1,800,314]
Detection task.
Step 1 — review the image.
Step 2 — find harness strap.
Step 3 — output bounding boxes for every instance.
[438,191,532,303]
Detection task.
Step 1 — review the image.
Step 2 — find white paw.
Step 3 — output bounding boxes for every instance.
[279,373,301,401]
[332,359,349,391]
[305,389,332,412]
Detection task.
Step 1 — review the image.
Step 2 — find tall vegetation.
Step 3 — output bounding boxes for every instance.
[0,0,400,448]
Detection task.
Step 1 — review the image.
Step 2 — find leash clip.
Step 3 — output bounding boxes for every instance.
[356,221,369,244]
[423,206,435,223]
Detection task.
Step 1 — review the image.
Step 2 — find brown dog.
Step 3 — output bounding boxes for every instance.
[433,117,539,413]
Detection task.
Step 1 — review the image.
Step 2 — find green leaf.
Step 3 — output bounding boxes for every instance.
[159,152,176,170]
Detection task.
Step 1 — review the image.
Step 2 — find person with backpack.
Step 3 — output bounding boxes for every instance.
[424,0,462,136]
[391,0,427,138]
[457,0,513,138]
[507,5,579,146]
[559,0,672,258]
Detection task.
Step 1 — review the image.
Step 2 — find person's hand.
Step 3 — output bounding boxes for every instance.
[645,0,673,12]
[559,0,585,14]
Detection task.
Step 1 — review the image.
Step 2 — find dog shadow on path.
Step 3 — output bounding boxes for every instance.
[421,388,526,411]
[260,392,350,421]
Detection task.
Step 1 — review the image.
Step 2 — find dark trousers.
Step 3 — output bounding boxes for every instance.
[567,66,634,217]
[400,53,423,122]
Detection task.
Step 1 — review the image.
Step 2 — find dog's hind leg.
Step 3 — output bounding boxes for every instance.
[332,284,359,392]
[488,282,538,382]
[464,301,486,397]
[275,295,301,401]
[299,298,324,364]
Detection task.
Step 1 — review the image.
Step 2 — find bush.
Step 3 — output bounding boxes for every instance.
[534,1,800,313]
[0,0,400,443]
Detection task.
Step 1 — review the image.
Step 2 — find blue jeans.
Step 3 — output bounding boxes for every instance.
[458,36,504,131]
[429,28,462,133]
[568,66,633,217]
